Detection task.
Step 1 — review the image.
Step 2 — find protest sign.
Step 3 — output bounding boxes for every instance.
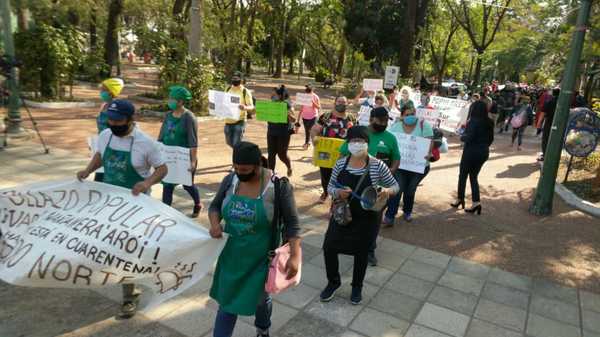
[313,137,346,168]
[255,101,288,123]
[208,90,241,120]
[395,134,431,174]
[384,66,400,89]
[87,136,104,173]
[363,79,383,92]
[357,105,372,126]
[0,180,227,310]
[411,94,470,133]
[161,145,192,186]
[295,93,313,107]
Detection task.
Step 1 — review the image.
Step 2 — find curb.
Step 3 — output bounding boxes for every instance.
[555,183,600,217]
[23,99,96,109]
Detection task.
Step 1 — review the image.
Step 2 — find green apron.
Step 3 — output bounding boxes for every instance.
[102,134,145,189]
[210,175,271,316]
[160,112,189,188]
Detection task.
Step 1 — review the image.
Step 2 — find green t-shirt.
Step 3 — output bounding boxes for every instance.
[340,129,400,167]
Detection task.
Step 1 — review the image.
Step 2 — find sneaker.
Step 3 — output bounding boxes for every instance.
[256,329,270,337]
[403,213,413,222]
[382,216,394,228]
[118,300,138,319]
[368,252,378,266]
[191,203,202,218]
[351,286,362,305]
[320,282,341,302]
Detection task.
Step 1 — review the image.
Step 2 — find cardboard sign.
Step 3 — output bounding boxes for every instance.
[313,137,346,168]
[384,66,400,89]
[363,79,383,92]
[295,93,313,107]
[255,101,288,123]
[208,90,241,120]
[161,145,192,186]
[0,180,227,310]
[395,133,431,174]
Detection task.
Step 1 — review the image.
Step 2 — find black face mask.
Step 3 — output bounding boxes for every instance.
[335,104,347,113]
[236,170,256,182]
[231,80,241,86]
[110,123,130,137]
[372,123,387,132]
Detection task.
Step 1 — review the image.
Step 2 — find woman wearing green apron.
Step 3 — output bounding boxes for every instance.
[95,78,124,182]
[208,142,301,337]
[158,86,202,217]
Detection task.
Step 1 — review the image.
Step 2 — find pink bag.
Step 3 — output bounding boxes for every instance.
[511,109,526,128]
[265,243,302,294]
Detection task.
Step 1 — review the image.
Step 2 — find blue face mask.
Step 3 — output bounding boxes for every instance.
[100,91,112,102]
[404,115,418,126]
[167,100,178,110]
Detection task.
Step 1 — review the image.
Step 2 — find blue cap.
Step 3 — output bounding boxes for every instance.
[106,99,135,120]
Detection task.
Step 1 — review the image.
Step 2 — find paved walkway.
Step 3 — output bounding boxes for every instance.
[2,141,600,337]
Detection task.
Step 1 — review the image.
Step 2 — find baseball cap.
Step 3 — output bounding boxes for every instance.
[106,99,135,121]
[370,107,391,120]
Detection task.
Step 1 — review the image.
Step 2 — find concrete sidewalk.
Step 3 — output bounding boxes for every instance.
[1,142,600,337]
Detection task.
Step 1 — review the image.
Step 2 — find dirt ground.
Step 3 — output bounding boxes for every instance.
[4,62,600,294]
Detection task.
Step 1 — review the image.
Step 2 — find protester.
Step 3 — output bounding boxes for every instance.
[296,84,321,150]
[386,105,434,224]
[76,99,168,319]
[95,78,125,182]
[320,126,398,305]
[540,88,560,161]
[451,101,494,214]
[224,71,254,148]
[267,85,295,176]
[311,96,356,203]
[158,86,202,217]
[535,88,551,136]
[510,96,533,151]
[209,141,301,337]
[497,82,516,133]
[338,107,400,266]
[397,86,415,111]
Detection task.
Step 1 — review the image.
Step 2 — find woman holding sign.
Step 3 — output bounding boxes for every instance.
[296,84,321,150]
[158,86,202,217]
[209,141,301,337]
[267,85,295,176]
[385,105,434,224]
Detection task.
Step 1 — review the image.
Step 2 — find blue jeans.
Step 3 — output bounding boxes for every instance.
[385,166,430,220]
[224,122,245,148]
[213,294,272,337]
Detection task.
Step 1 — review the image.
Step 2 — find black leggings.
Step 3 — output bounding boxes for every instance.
[267,133,292,171]
[457,148,489,202]
[302,118,316,145]
[324,249,369,288]
[320,167,333,194]
[161,167,200,206]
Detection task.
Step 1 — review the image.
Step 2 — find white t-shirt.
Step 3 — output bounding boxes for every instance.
[96,126,165,178]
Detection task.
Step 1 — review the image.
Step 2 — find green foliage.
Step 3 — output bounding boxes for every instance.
[313,66,331,83]
[79,49,111,82]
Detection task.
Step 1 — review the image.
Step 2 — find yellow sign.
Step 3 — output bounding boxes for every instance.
[312,137,346,168]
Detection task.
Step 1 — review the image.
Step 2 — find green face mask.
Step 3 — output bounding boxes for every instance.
[100,91,112,102]
[167,100,178,110]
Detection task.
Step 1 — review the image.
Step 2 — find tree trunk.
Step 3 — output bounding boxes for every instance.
[15,0,29,31]
[335,42,346,78]
[288,57,294,74]
[90,6,98,50]
[103,0,124,77]
[274,0,286,78]
[244,0,257,75]
[299,48,305,76]
[188,0,203,56]
[399,0,418,78]
[473,51,484,86]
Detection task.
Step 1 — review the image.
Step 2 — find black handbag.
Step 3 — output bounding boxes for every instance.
[330,158,369,227]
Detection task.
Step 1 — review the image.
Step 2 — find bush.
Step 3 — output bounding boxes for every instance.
[79,49,110,82]
[314,66,331,83]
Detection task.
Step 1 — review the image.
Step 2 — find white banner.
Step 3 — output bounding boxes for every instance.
[384,66,400,89]
[87,136,104,174]
[161,145,193,186]
[411,93,470,133]
[396,134,431,174]
[357,105,372,126]
[208,90,241,120]
[0,180,226,309]
[295,93,313,107]
[362,79,383,92]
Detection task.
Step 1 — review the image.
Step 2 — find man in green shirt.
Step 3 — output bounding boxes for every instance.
[339,107,399,266]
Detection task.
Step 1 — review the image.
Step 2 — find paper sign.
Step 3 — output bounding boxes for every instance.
[357,105,372,126]
[295,93,313,107]
[313,137,346,168]
[384,66,400,89]
[255,101,288,123]
[411,93,470,133]
[0,180,227,310]
[363,79,383,92]
[87,136,104,173]
[395,133,431,174]
[208,90,241,120]
[161,145,192,186]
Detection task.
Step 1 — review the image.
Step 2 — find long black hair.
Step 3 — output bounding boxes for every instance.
[470,100,494,137]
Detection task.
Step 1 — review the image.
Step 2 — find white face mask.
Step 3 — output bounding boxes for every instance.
[348,142,368,156]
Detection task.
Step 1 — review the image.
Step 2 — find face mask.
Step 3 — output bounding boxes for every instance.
[110,123,131,137]
[236,170,256,182]
[231,80,241,86]
[167,100,178,110]
[100,91,112,102]
[348,142,368,156]
[404,115,418,126]
[335,104,347,113]
[372,123,387,132]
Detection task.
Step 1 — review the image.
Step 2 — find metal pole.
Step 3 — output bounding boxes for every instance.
[0,0,22,134]
[529,0,592,216]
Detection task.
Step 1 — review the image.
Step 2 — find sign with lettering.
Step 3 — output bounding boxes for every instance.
[395,134,431,174]
[384,66,400,89]
[362,79,383,92]
[161,145,192,186]
[208,90,241,120]
[357,105,373,126]
[295,93,314,107]
[412,93,470,133]
[313,137,346,168]
[0,180,227,309]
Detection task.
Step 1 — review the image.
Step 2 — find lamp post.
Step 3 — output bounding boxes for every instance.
[1,0,22,134]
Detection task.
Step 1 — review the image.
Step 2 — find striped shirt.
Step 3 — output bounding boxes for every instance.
[328,155,399,198]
